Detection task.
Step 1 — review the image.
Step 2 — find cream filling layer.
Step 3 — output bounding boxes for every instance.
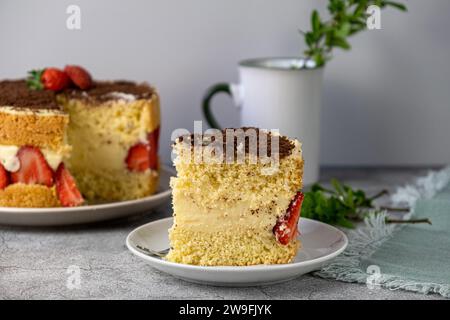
[171,191,293,233]
[0,144,64,172]
[0,106,65,115]
[104,92,137,102]
[70,138,129,172]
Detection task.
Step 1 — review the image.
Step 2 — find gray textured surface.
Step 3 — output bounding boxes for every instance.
[0,167,444,300]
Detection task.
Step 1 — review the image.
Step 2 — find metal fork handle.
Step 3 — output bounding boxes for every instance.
[136,245,169,258]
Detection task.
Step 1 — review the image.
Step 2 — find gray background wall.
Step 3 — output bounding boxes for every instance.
[1,0,449,166]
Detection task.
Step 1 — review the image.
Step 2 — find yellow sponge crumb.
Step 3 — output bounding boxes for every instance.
[167,227,300,266]
[0,184,60,208]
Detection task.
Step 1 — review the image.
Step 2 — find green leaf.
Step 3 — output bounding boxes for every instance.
[328,0,341,13]
[312,53,326,67]
[353,190,371,207]
[331,178,344,196]
[353,0,367,16]
[311,10,321,33]
[344,188,354,208]
[337,217,355,229]
[26,69,44,91]
[304,31,315,47]
[331,37,351,50]
[335,22,351,38]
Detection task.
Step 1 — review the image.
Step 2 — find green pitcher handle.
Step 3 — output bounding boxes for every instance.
[202,83,231,129]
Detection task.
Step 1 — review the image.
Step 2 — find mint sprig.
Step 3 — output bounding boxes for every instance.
[26,69,44,91]
[302,179,431,228]
[302,0,407,67]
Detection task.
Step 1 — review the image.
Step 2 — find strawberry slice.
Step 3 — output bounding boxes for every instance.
[10,146,54,187]
[273,191,304,245]
[64,65,92,90]
[126,128,159,172]
[55,163,84,207]
[147,127,159,169]
[0,164,9,190]
[126,143,151,172]
[149,126,160,151]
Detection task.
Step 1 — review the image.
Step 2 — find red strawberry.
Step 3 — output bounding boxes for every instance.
[149,126,160,151]
[64,65,92,90]
[41,68,71,91]
[126,143,152,172]
[0,164,9,190]
[126,128,159,172]
[10,146,54,187]
[55,163,84,207]
[273,191,304,245]
[147,127,159,168]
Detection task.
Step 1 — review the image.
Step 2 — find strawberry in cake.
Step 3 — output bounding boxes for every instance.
[0,79,83,207]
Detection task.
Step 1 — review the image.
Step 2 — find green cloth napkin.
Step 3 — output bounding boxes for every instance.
[315,167,450,298]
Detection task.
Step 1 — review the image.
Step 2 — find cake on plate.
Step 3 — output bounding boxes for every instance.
[166,128,304,266]
[0,65,160,208]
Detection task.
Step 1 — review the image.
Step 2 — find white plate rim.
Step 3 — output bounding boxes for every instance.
[126,217,348,272]
[0,165,175,214]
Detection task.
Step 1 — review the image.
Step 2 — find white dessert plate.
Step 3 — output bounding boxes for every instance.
[0,166,174,227]
[126,217,348,286]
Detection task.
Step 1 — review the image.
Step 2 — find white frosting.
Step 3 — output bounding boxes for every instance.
[104,92,137,102]
[0,145,20,172]
[0,106,65,116]
[139,130,148,143]
[43,151,64,171]
[0,144,63,172]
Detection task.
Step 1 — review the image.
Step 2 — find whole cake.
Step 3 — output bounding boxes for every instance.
[0,66,160,207]
[167,128,304,266]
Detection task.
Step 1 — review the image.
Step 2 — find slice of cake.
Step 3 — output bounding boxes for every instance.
[0,65,161,207]
[167,128,304,266]
[0,80,83,207]
[60,81,160,202]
